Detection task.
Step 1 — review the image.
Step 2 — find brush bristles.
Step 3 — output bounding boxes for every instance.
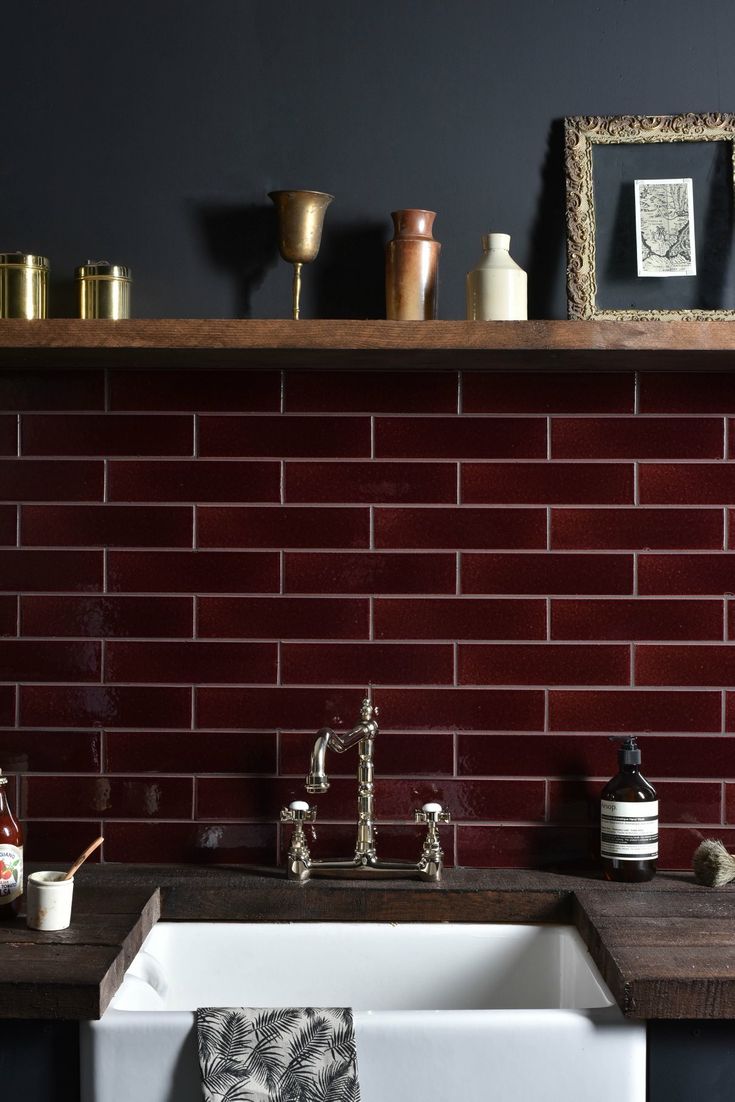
[693,839,735,887]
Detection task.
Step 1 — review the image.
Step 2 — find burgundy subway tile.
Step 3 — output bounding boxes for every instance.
[0,640,100,681]
[725,784,735,823]
[105,641,277,684]
[24,775,193,819]
[21,505,193,548]
[462,553,633,595]
[552,417,723,459]
[374,597,546,640]
[728,601,735,639]
[0,506,15,545]
[200,415,371,458]
[657,826,735,870]
[108,551,279,594]
[286,462,456,504]
[285,552,456,595]
[0,417,16,455]
[640,373,735,413]
[637,645,735,686]
[458,643,629,686]
[198,775,333,820]
[729,421,735,457]
[0,460,103,502]
[21,595,194,638]
[0,549,102,592]
[548,779,721,825]
[551,598,723,641]
[551,508,722,551]
[21,414,194,457]
[374,507,545,550]
[0,687,14,726]
[198,597,369,640]
[284,371,457,413]
[640,464,735,505]
[277,822,455,868]
[639,554,735,596]
[23,820,103,863]
[280,730,454,776]
[0,729,100,772]
[198,506,369,549]
[106,730,277,775]
[375,417,546,459]
[0,370,104,412]
[462,462,632,505]
[280,642,453,685]
[463,372,634,414]
[197,686,543,732]
[0,596,16,636]
[110,370,280,412]
[457,824,596,869]
[549,690,721,733]
[103,821,277,864]
[19,685,192,729]
[109,460,280,503]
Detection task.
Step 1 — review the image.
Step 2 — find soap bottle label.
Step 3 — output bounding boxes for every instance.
[0,844,22,904]
[600,800,658,860]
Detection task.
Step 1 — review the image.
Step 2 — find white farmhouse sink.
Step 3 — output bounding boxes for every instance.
[80,922,645,1102]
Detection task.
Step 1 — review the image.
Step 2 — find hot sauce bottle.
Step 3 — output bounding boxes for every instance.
[0,768,23,918]
[601,736,658,883]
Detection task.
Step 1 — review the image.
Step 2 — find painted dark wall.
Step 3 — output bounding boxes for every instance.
[2,0,735,321]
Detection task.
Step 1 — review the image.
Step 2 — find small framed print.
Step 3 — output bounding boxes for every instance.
[634,178,696,278]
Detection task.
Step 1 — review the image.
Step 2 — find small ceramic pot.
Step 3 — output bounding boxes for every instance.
[466,232,527,320]
[27,870,74,931]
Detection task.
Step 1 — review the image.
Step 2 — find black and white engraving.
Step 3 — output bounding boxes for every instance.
[634,178,696,277]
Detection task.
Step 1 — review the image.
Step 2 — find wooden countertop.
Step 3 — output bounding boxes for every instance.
[2,865,734,1021]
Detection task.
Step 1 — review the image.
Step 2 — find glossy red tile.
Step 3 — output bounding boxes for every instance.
[110,371,280,412]
[108,551,279,594]
[21,505,194,547]
[285,552,456,594]
[551,598,723,641]
[657,827,735,870]
[103,822,277,864]
[24,775,193,819]
[639,554,735,596]
[0,370,104,411]
[0,460,103,502]
[198,507,369,549]
[637,644,735,686]
[0,507,16,545]
[284,371,457,413]
[551,508,722,550]
[374,417,546,458]
[0,549,102,592]
[23,820,104,863]
[197,686,376,730]
[457,824,596,869]
[725,784,735,823]
[374,597,546,640]
[199,415,371,458]
[0,687,14,726]
[0,596,16,636]
[280,730,454,776]
[106,641,277,684]
[462,553,633,595]
[0,729,100,772]
[0,417,16,456]
[21,595,194,638]
[106,730,277,775]
[549,690,721,732]
[728,601,735,640]
[109,460,279,503]
[640,464,735,504]
[551,417,723,459]
[640,373,735,413]
[281,642,453,685]
[374,507,545,550]
[458,643,629,686]
[285,462,456,504]
[19,685,191,729]
[198,596,368,640]
[547,779,721,825]
[0,640,100,681]
[21,414,194,457]
[462,462,632,504]
[462,372,634,414]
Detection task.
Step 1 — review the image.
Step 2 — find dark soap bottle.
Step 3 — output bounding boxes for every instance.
[600,737,657,883]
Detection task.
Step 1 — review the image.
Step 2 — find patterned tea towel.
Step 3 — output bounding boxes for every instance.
[196,1007,361,1102]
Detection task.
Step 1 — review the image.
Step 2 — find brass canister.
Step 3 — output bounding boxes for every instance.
[0,253,49,318]
[75,261,132,319]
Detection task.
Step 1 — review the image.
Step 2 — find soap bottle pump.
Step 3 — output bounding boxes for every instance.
[600,736,658,883]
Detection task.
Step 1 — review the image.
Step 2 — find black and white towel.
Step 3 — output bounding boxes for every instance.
[196,1007,360,1102]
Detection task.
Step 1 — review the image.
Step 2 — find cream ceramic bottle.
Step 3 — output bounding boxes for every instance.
[466,232,527,320]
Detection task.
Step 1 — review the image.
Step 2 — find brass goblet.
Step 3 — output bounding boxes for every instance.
[268,189,333,319]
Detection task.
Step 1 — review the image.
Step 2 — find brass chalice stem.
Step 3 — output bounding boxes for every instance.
[268,189,333,320]
[292,261,303,321]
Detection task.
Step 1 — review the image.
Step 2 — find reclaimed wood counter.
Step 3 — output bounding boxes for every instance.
[2,865,735,1020]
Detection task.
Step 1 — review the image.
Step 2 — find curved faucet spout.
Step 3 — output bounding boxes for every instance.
[306,728,333,793]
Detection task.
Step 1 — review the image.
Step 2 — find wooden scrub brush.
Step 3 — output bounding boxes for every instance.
[693,839,735,887]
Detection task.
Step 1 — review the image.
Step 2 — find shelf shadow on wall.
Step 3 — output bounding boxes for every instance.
[527,118,567,320]
[313,220,386,319]
[195,202,278,317]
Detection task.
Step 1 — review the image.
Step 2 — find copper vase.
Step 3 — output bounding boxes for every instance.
[385,209,440,320]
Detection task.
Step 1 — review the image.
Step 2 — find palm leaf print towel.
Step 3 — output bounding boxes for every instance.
[196,1007,361,1102]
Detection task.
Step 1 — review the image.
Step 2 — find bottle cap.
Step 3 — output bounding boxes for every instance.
[609,735,641,766]
[0,767,6,786]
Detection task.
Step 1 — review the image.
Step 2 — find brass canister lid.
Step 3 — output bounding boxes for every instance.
[0,253,49,269]
[75,260,131,281]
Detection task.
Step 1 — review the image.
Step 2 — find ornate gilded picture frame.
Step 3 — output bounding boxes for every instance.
[565,113,735,319]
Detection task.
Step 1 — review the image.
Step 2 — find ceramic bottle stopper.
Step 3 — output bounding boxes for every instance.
[466,232,527,320]
[385,209,440,320]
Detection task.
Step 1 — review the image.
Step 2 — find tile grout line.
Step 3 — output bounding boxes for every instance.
[722,689,727,734]
[546,597,551,641]
[455,551,461,596]
[630,642,635,687]
[633,371,640,415]
[452,641,458,686]
[546,415,552,460]
[279,370,285,414]
[15,413,20,457]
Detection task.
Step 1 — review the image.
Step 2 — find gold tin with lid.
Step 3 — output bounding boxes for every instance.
[0,253,49,318]
[75,261,132,319]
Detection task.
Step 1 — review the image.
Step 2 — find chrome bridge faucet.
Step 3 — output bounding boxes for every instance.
[280,696,450,881]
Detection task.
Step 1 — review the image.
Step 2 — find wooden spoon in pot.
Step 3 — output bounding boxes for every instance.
[63,835,104,881]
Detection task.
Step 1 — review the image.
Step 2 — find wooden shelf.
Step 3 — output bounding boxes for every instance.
[1,318,735,369]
